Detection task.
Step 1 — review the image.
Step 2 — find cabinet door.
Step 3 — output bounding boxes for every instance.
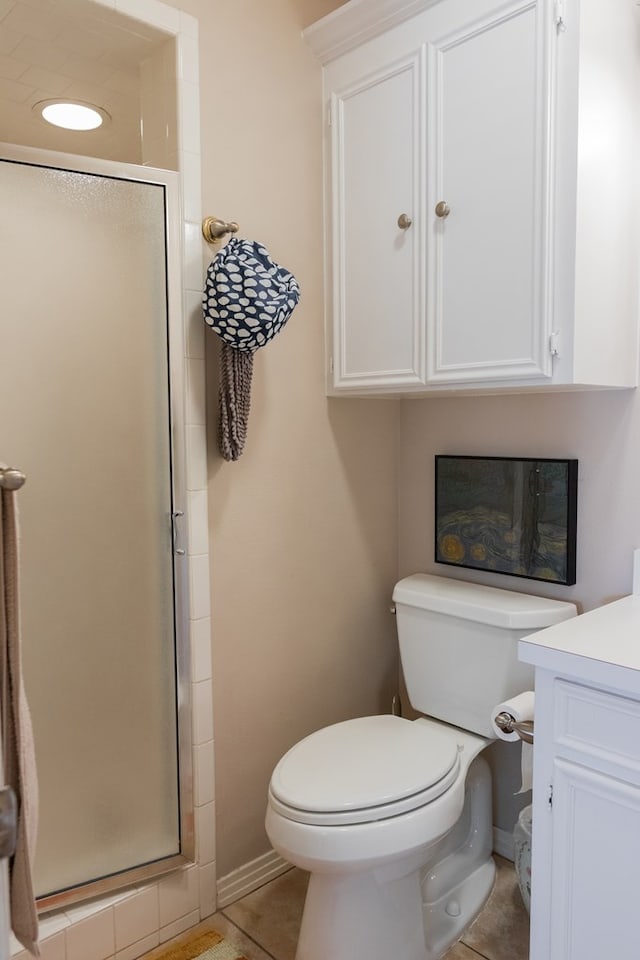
[547,758,640,960]
[330,49,426,390]
[427,0,552,383]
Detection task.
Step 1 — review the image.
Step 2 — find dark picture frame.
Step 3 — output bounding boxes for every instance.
[435,456,578,585]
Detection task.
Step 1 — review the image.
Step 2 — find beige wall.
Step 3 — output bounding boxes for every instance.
[399,391,640,610]
[196,0,400,875]
[195,0,640,869]
[297,0,349,27]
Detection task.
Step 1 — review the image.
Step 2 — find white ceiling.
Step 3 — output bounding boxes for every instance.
[0,0,168,161]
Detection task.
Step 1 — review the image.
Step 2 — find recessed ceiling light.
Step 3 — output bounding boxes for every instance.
[34,100,110,131]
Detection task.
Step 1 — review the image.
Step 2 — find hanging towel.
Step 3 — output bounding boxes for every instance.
[202,238,300,461]
[218,345,254,463]
[0,471,39,956]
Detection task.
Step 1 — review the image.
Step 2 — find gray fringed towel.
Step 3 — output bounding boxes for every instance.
[203,238,300,461]
[218,345,254,462]
[0,474,39,956]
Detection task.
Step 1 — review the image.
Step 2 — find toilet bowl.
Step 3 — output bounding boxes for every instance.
[266,715,495,960]
[266,574,577,960]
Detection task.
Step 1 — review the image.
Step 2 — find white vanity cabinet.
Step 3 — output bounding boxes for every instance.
[305,0,640,396]
[519,596,640,960]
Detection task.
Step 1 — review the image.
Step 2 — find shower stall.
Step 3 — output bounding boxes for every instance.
[0,142,193,908]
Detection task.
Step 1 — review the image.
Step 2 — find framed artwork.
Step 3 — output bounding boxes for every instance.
[435,456,578,585]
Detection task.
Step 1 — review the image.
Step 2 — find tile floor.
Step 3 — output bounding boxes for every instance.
[145,855,529,960]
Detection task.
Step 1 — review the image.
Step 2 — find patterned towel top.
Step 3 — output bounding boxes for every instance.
[203,237,300,353]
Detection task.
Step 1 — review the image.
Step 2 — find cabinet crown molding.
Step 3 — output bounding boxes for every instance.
[303,0,442,64]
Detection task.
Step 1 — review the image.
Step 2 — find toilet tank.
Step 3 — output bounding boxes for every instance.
[392,574,576,738]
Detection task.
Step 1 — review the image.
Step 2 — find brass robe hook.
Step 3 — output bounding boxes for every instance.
[0,467,26,490]
[202,217,239,244]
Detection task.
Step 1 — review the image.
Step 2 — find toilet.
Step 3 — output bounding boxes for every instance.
[265,574,576,960]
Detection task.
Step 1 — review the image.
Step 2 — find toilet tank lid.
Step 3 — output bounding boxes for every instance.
[392,574,577,630]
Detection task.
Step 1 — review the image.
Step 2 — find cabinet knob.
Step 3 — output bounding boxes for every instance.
[397,213,413,230]
[435,201,451,219]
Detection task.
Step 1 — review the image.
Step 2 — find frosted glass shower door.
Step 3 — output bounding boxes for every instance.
[0,148,189,901]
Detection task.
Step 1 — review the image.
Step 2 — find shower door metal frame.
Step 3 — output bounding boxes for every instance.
[1,141,195,911]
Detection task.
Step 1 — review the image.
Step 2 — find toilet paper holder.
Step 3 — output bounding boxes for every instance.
[493,712,534,744]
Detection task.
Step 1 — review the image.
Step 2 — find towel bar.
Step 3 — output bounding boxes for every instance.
[0,467,26,490]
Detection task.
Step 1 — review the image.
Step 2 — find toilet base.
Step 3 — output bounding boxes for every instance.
[422,859,496,958]
[296,866,429,960]
[294,857,495,960]
[294,757,494,960]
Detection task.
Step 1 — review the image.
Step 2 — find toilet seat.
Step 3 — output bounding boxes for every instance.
[269,715,461,826]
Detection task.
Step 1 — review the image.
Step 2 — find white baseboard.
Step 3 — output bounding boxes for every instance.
[216,850,293,908]
[493,826,514,862]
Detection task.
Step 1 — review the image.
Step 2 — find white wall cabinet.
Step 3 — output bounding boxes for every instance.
[519,596,640,960]
[305,0,640,396]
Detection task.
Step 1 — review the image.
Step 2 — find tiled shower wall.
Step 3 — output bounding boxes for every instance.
[10,2,214,958]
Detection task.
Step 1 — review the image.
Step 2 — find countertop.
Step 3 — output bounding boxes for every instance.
[519,593,640,693]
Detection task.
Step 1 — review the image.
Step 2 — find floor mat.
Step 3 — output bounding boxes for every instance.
[153,928,250,960]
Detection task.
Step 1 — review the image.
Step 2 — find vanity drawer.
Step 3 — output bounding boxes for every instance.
[553,679,640,777]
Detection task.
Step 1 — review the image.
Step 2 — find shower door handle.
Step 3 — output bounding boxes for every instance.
[172,510,186,556]
[0,787,17,859]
